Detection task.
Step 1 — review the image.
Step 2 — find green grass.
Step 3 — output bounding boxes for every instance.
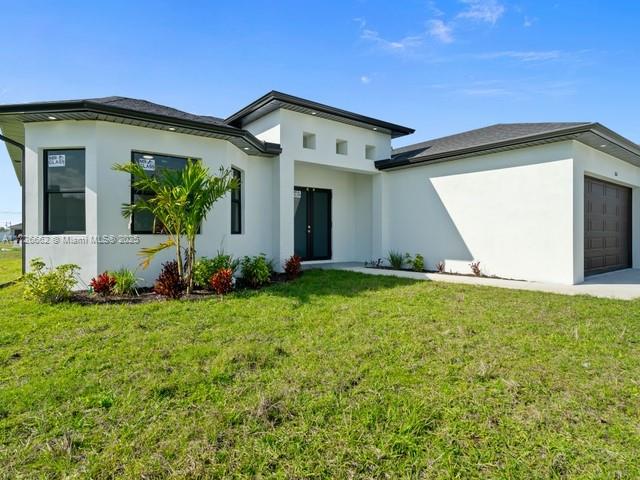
[1,251,640,478]
[0,245,21,285]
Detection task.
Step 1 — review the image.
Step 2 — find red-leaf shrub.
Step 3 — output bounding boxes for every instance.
[90,271,116,296]
[154,261,185,298]
[470,261,482,277]
[284,255,302,280]
[210,268,234,295]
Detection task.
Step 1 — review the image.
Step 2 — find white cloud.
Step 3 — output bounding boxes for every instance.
[457,0,505,25]
[428,19,454,43]
[358,22,424,54]
[523,16,535,27]
[360,75,372,84]
[427,1,445,17]
[476,50,562,61]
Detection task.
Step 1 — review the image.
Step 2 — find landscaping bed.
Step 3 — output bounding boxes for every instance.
[69,272,299,305]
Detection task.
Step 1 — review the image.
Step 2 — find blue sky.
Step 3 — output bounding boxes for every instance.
[1,0,639,226]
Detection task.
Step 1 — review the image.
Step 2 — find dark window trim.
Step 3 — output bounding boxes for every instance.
[231,167,242,235]
[130,150,190,235]
[43,148,86,234]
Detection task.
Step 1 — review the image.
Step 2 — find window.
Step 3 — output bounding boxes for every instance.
[336,139,348,155]
[44,149,85,234]
[131,151,188,234]
[302,132,316,149]
[365,145,376,160]
[231,168,242,234]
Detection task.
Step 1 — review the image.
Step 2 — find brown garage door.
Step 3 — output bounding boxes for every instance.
[584,176,631,276]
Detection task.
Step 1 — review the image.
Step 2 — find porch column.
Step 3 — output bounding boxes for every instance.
[372,172,387,261]
[273,154,294,270]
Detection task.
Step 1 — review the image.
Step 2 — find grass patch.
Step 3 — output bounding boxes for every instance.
[0,246,21,285]
[1,251,639,477]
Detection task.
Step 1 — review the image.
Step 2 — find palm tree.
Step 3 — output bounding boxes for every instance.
[113,160,237,293]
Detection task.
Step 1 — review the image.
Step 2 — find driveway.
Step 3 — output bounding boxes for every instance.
[325,264,640,300]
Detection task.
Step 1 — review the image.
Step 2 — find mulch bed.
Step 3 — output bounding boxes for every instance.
[69,272,299,305]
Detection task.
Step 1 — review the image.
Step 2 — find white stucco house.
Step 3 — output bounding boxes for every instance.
[1,91,639,286]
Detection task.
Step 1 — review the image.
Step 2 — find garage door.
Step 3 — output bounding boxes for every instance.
[584,176,631,276]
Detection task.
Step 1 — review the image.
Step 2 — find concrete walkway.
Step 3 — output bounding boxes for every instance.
[312,263,640,300]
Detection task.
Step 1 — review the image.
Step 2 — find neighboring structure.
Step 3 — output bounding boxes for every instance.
[1,91,639,286]
[9,223,22,242]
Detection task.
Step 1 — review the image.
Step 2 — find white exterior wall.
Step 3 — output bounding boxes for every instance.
[24,122,100,283]
[25,121,275,286]
[383,142,577,284]
[294,163,373,262]
[244,108,388,266]
[571,141,640,284]
[23,108,640,288]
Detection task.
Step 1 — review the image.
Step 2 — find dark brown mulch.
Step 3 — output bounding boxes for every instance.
[69,272,302,305]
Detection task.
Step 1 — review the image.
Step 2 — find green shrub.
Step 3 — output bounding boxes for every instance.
[193,252,239,289]
[111,268,139,295]
[387,250,411,270]
[411,254,425,272]
[23,258,79,303]
[241,254,271,289]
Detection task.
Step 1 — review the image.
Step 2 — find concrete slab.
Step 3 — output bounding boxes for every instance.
[316,265,640,300]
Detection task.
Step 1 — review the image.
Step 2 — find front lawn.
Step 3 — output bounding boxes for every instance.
[1,253,639,478]
[0,245,21,284]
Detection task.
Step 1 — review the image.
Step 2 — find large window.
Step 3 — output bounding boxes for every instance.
[131,151,188,234]
[231,167,242,234]
[44,149,85,234]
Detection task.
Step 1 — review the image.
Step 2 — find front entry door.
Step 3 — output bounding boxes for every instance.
[294,187,332,260]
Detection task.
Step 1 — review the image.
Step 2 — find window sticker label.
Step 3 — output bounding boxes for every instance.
[48,154,66,168]
[136,157,156,171]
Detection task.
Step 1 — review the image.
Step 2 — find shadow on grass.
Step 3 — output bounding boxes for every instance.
[263,268,419,305]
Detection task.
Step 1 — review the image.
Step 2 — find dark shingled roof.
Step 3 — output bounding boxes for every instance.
[33,96,230,127]
[390,122,592,162]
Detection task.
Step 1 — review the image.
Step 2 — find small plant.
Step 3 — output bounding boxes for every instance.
[241,254,271,289]
[470,261,482,277]
[23,258,79,303]
[436,261,446,273]
[111,268,139,295]
[154,261,185,298]
[193,252,239,289]
[411,254,425,272]
[210,268,234,295]
[365,258,383,268]
[89,272,116,296]
[284,255,302,280]
[387,250,411,270]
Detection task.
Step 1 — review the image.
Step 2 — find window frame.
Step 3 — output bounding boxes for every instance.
[365,144,376,160]
[336,139,348,155]
[130,150,190,235]
[302,132,316,150]
[230,167,243,235]
[43,148,86,235]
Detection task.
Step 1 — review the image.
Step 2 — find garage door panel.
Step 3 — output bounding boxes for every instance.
[584,176,631,276]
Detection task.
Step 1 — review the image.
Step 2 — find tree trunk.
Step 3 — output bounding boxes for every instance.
[185,235,196,294]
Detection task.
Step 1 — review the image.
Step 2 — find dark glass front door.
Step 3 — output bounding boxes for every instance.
[294,187,332,260]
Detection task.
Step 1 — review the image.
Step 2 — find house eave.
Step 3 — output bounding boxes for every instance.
[378,124,640,171]
[0,100,282,157]
[226,90,415,139]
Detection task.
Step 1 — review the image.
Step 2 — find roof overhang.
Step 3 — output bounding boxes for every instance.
[0,100,282,182]
[377,123,640,170]
[226,91,415,139]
